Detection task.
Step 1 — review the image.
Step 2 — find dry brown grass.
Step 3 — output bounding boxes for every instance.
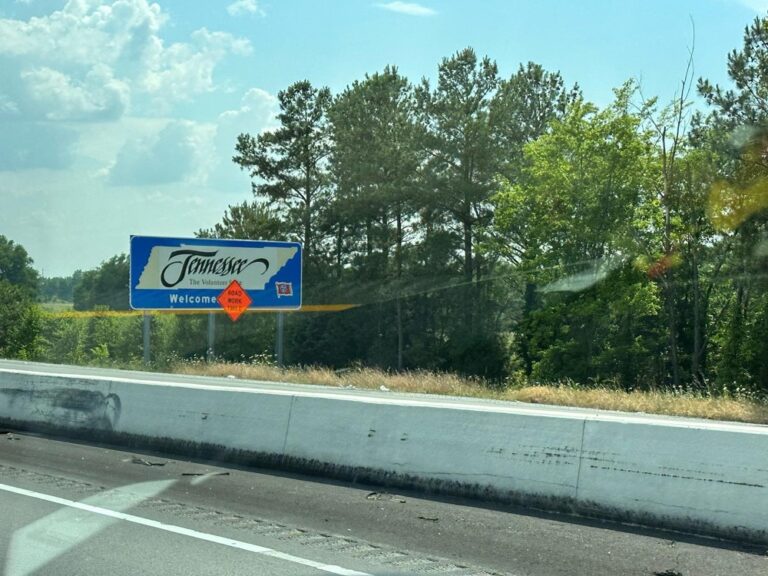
[173,362,491,397]
[172,362,768,425]
[511,385,768,425]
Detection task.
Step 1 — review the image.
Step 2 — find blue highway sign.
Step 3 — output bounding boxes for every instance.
[130,236,302,310]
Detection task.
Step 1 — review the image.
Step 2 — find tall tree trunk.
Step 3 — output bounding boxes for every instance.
[396,296,403,371]
[395,204,404,371]
[462,218,474,334]
[335,222,343,279]
[521,281,536,375]
[395,205,403,279]
[365,218,373,262]
[664,281,681,388]
[303,199,312,261]
[381,213,390,268]
[463,220,473,283]
[303,159,313,262]
[662,166,680,387]
[691,243,703,385]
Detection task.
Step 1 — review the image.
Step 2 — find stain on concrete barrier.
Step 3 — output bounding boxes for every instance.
[0,388,121,431]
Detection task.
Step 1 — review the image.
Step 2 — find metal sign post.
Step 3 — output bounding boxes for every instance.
[207,312,215,362]
[142,312,151,364]
[275,311,285,368]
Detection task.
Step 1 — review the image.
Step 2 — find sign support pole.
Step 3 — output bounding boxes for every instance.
[396,295,403,371]
[143,312,151,365]
[207,312,215,362]
[276,311,285,368]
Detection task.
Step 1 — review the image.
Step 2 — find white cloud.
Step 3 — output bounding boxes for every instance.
[0,0,253,178]
[20,64,129,121]
[109,120,215,186]
[227,0,264,17]
[0,86,279,274]
[0,0,252,121]
[210,87,279,190]
[217,87,278,130]
[193,27,253,56]
[140,27,252,104]
[736,0,768,11]
[0,0,167,65]
[0,3,273,275]
[376,1,436,16]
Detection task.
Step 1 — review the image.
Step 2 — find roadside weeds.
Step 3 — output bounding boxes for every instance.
[171,362,768,426]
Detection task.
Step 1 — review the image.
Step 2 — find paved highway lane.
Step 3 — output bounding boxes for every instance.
[0,433,766,576]
[0,490,311,576]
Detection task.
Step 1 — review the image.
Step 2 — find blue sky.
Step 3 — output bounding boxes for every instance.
[0,0,764,277]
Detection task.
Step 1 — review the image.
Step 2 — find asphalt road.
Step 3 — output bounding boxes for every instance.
[0,433,765,576]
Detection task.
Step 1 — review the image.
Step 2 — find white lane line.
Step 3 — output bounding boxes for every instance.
[0,482,372,576]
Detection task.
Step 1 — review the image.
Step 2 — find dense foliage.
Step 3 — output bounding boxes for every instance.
[39,272,81,302]
[72,254,129,311]
[0,235,40,358]
[15,18,768,395]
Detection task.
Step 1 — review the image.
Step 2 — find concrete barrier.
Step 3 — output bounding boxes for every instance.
[0,370,294,455]
[1,364,766,543]
[284,395,584,499]
[577,418,768,541]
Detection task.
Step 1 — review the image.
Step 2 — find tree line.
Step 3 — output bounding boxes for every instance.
[7,16,768,394]
[203,23,768,393]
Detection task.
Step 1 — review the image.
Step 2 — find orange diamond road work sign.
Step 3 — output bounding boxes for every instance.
[217,280,253,322]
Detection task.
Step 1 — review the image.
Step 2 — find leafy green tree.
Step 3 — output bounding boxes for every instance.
[39,271,81,302]
[0,235,39,297]
[490,61,579,182]
[73,254,129,311]
[233,81,333,272]
[494,86,662,385]
[198,201,287,241]
[0,236,41,358]
[635,52,697,388]
[495,85,655,268]
[330,66,422,280]
[416,48,500,283]
[328,67,425,369]
[744,293,768,393]
[672,142,728,386]
[0,281,41,359]
[699,16,768,127]
[187,36,768,388]
[697,14,768,391]
[524,266,663,388]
